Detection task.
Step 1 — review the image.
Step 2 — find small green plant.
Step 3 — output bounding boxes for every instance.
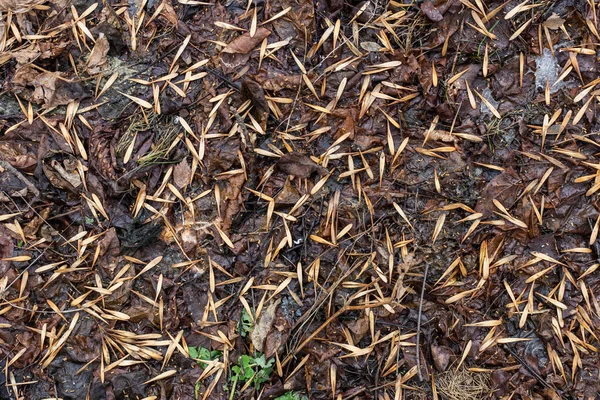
[188,346,222,399]
[229,353,274,400]
[188,346,222,368]
[274,391,308,400]
[238,308,253,337]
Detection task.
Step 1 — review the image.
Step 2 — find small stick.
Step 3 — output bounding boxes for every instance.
[207,68,241,91]
[416,261,429,381]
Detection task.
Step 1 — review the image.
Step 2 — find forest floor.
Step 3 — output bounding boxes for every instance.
[1,0,600,399]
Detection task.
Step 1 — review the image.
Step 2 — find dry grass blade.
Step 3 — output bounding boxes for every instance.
[456,340,472,371]
[448,68,470,85]
[144,369,177,384]
[214,224,235,249]
[0,212,21,222]
[169,35,191,72]
[133,256,163,279]
[446,288,478,304]
[465,80,477,109]
[464,319,502,327]
[509,19,532,41]
[470,11,497,39]
[573,96,594,125]
[118,91,153,109]
[530,251,565,266]
[432,213,446,244]
[474,90,501,118]
[505,0,530,19]
[393,202,414,230]
[493,199,527,228]
[483,44,489,77]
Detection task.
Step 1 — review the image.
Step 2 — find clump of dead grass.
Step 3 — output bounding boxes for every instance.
[116,112,181,167]
[436,369,491,400]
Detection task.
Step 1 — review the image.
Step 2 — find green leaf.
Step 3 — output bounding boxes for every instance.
[198,347,211,360]
[243,363,255,379]
[231,365,242,377]
[253,367,272,386]
[254,354,274,369]
[274,392,308,400]
[188,346,199,359]
[239,309,253,337]
[194,382,202,400]
[188,346,222,369]
[229,352,274,393]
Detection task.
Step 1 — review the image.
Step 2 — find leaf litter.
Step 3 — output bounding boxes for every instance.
[1,0,600,399]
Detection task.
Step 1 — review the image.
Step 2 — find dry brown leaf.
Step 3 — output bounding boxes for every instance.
[222,27,271,55]
[543,13,565,30]
[275,152,327,178]
[87,33,110,74]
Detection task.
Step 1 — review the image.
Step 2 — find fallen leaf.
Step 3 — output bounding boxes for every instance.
[241,79,269,123]
[87,33,110,75]
[173,158,191,189]
[250,299,280,353]
[421,1,444,21]
[543,13,565,30]
[275,152,327,178]
[222,27,271,55]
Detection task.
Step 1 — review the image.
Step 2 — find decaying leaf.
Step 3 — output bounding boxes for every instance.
[250,299,280,353]
[275,152,327,178]
[222,27,271,55]
[86,33,110,75]
[543,13,565,30]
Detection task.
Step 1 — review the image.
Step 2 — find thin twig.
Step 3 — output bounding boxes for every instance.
[502,344,555,390]
[416,261,429,382]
